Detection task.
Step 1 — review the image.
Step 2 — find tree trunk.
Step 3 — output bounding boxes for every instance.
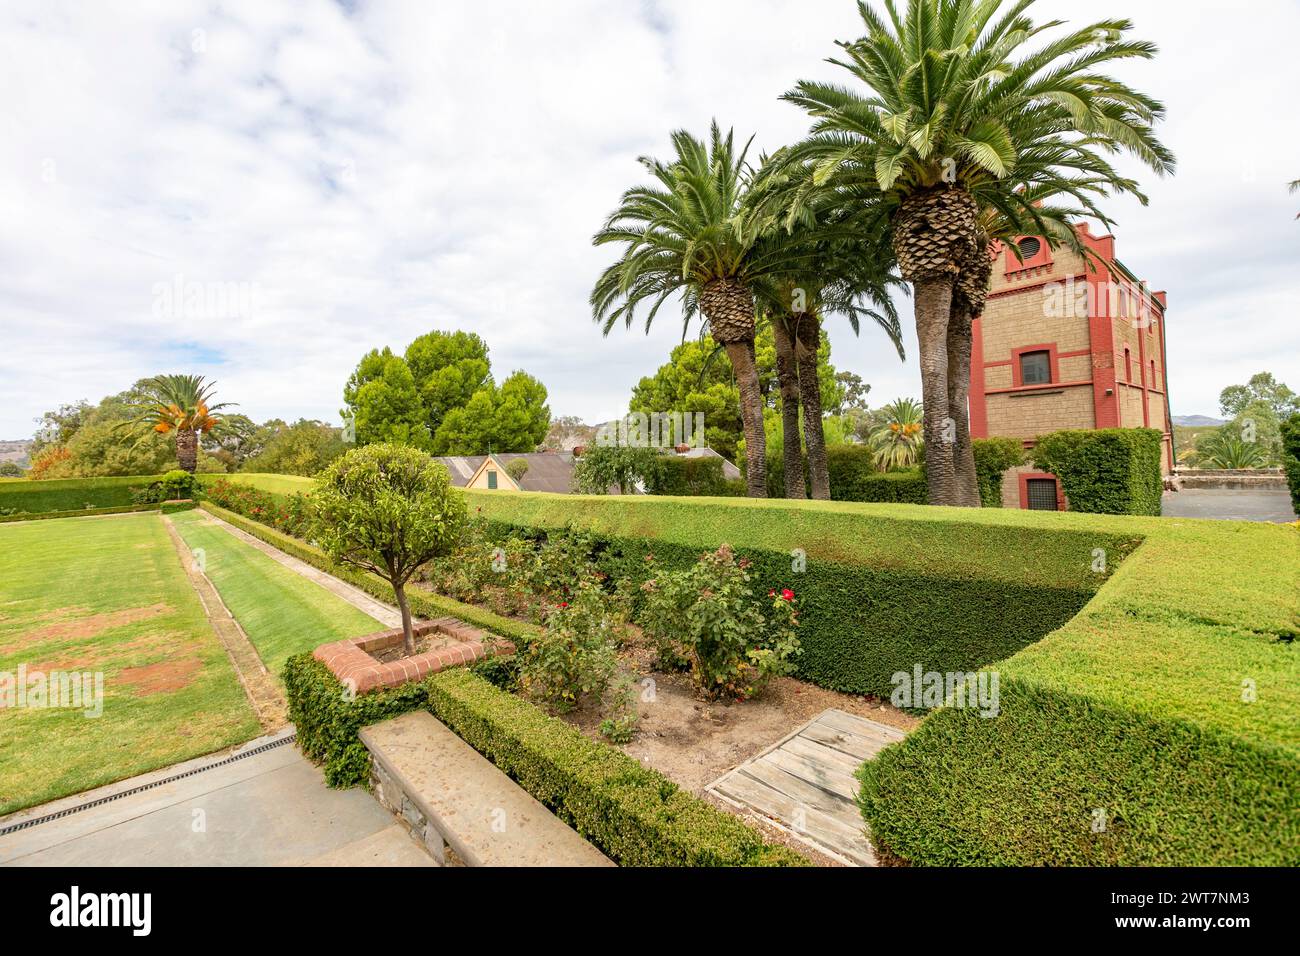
[914,278,959,506]
[175,429,198,474]
[722,339,768,498]
[795,316,831,500]
[770,315,806,499]
[393,580,415,656]
[947,301,981,507]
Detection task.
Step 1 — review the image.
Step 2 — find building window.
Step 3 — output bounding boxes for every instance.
[1018,237,1041,259]
[1150,360,1156,387]
[1019,350,1052,386]
[1026,478,1059,511]
[1124,348,1132,382]
[487,470,498,489]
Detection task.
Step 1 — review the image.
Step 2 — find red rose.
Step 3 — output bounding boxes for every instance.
[781,588,794,601]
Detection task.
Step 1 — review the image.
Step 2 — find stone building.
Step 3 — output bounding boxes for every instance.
[970,223,1173,510]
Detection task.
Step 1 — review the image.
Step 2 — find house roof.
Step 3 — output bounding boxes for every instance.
[433,453,576,494]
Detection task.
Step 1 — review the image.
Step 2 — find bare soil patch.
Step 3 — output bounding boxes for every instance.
[117,657,204,696]
[564,651,919,794]
[15,603,171,646]
[369,631,458,664]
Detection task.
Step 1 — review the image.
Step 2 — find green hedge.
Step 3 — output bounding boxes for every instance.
[1282,413,1300,513]
[0,503,161,523]
[0,474,167,514]
[198,501,539,648]
[283,655,805,866]
[645,455,739,497]
[1031,428,1163,515]
[972,437,1025,508]
[467,492,1137,696]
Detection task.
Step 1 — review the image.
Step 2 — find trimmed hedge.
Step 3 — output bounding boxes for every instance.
[467,492,1138,696]
[0,503,161,523]
[198,501,539,648]
[1031,428,1163,515]
[283,655,806,866]
[1282,413,1300,512]
[0,474,167,514]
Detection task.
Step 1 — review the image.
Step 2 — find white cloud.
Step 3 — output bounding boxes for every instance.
[0,0,1297,439]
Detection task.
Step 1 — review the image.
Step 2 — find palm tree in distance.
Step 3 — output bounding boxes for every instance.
[119,374,233,473]
[781,0,1175,505]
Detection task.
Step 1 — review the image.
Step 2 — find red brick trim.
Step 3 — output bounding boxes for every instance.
[970,316,988,439]
[985,379,1092,396]
[1018,472,1066,511]
[313,617,514,695]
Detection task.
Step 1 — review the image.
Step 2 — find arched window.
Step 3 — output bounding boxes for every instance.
[1124,348,1132,382]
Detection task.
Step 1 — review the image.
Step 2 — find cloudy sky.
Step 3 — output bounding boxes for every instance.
[1,0,1297,439]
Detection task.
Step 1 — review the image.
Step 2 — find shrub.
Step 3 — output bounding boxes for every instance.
[1281,413,1300,512]
[314,444,467,656]
[203,478,315,537]
[1031,428,1163,515]
[282,654,806,866]
[645,455,729,496]
[640,546,799,701]
[971,437,1024,508]
[518,581,622,712]
[0,474,168,514]
[572,444,664,494]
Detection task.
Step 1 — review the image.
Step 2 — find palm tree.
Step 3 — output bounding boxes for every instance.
[870,398,924,471]
[1196,430,1268,469]
[119,375,233,473]
[751,161,904,499]
[592,123,800,497]
[782,0,1175,505]
[1291,179,1300,219]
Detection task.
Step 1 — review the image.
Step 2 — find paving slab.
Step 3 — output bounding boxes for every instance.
[0,731,431,867]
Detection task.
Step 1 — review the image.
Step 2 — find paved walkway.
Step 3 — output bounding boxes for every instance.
[199,513,403,627]
[0,731,432,867]
[1162,489,1297,523]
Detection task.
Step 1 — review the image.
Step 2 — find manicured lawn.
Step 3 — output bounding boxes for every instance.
[168,510,383,678]
[0,513,260,816]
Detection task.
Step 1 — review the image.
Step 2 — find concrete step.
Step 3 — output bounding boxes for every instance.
[359,711,613,867]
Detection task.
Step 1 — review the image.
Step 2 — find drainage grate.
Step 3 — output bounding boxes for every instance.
[0,733,297,837]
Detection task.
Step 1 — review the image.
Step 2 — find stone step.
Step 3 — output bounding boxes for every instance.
[359,711,613,867]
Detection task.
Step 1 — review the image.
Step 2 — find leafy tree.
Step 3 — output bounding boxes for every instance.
[313,444,467,655]
[117,374,233,473]
[833,371,871,414]
[31,401,92,457]
[346,349,431,449]
[202,414,268,472]
[0,462,23,478]
[572,444,665,495]
[431,371,551,454]
[243,420,349,476]
[1218,372,1300,421]
[544,415,596,451]
[782,0,1173,505]
[404,330,492,431]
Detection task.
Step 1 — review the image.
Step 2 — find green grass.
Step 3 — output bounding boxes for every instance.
[200,472,315,496]
[168,510,383,679]
[0,513,260,815]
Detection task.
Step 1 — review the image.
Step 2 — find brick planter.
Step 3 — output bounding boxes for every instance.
[314,617,513,695]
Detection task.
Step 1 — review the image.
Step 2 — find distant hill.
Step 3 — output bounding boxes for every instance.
[0,439,32,468]
[1172,415,1225,427]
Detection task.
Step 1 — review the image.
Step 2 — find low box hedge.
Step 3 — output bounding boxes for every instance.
[0,474,168,514]
[0,502,161,523]
[283,655,805,866]
[1031,428,1164,515]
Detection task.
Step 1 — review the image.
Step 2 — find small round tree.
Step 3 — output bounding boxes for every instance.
[313,443,467,656]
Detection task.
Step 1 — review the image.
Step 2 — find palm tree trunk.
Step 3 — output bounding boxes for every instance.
[914,278,959,506]
[771,315,805,499]
[947,302,980,507]
[176,429,198,474]
[795,316,831,500]
[722,339,767,498]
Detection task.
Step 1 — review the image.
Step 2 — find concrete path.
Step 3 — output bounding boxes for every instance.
[200,513,403,628]
[1162,489,1298,523]
[0,731,432,867]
